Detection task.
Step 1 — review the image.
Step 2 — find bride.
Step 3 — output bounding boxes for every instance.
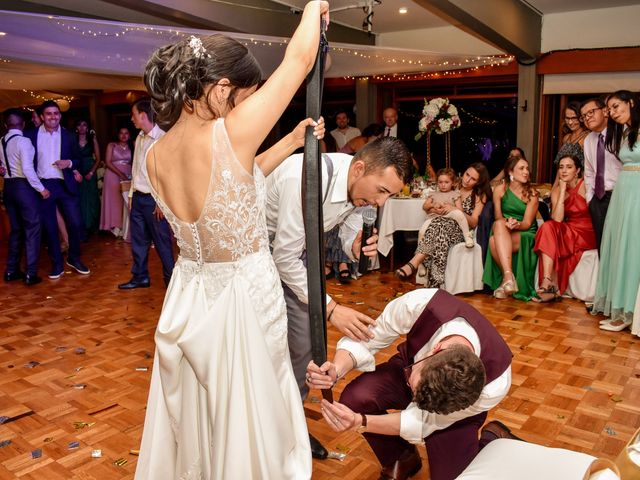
[134,2,329,479]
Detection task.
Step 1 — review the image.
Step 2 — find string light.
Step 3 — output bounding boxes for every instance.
[53,20,173,38]
[343,56,514,82]
[48,16,512,77]
[1,14,514,109]
[20,89,75,104]
[459,107,498,125]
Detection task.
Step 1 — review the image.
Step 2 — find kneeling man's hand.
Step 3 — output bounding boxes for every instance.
[320,399,359,433]
[306,360,336,389]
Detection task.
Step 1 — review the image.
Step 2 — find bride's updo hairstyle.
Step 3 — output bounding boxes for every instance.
[144,34,262,130]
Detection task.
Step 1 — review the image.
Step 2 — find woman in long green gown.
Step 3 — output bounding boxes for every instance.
[594,90,640,333]
[75,119,101,236]
[483,156,539,301]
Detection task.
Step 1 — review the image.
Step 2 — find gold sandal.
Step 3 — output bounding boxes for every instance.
[501,270,518,295]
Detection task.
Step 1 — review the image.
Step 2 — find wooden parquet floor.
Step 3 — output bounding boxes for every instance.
[0,235,639,479]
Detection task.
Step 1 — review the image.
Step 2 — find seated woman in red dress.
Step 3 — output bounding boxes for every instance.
[533,146,596,301]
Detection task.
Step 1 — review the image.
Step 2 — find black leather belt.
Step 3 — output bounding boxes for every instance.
[303,19,331,402]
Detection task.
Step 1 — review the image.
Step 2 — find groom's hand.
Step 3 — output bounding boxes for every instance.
[329,305,375,341]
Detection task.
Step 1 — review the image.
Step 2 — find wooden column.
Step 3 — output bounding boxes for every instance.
[355,77,377,130]
[516,63,541,178]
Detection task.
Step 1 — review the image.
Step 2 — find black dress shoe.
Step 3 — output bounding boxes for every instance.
[24,275,42,286]
[309,433,328,460]
[379,446,422,480]
[118,278,151,289]
[4,270,24,282]
[480,420,524,445]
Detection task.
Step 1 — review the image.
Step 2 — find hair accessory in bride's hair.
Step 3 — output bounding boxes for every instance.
[188,35,211,59]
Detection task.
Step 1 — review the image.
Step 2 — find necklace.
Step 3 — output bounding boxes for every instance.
[117,143,128,151]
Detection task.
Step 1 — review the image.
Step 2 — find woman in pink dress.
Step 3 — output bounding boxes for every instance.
[533,148,596,301]
[99,127,133,236]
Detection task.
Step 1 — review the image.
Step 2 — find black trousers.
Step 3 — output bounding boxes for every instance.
[588,191,612,254]
[4,178,41,275]
[40,178,83,272]
[129,191,175,284]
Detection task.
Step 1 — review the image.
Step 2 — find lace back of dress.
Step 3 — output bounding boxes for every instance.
[147,118,268,265]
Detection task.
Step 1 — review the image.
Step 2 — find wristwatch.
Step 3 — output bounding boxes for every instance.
[355,413,367,434]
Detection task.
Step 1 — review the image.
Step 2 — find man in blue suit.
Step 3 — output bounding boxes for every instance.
[25,100,90,279]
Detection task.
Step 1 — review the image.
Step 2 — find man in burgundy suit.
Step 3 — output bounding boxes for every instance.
[307,289,514,480]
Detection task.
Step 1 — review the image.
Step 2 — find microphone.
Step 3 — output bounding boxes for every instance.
[358,206,377,275]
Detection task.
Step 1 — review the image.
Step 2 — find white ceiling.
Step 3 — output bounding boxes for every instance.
[523,0,640,15]
[0,9,512,109]
[0,0,637,110]
[268,0,640,33]
[274,0,450,33]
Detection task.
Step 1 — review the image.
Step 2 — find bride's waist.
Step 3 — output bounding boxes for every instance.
[176,250,270,271]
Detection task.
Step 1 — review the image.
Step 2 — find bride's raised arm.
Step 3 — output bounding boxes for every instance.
[226,1,330,169]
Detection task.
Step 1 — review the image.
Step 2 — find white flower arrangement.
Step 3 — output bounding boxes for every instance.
[415,97,461,140]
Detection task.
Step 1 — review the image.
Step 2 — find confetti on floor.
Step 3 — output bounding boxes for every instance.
[327,451,346,461]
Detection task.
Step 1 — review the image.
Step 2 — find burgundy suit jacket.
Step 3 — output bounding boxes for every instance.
[397,289,512,384]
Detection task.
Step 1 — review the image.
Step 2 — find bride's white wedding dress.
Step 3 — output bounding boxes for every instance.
[134,118,311,480]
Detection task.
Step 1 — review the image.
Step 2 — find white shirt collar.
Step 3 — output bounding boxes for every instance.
[329,156,351,205]
[39,124,60,135]
[139,124,164,140]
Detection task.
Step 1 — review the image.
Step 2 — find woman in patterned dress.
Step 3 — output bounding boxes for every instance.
[395,163,491,287]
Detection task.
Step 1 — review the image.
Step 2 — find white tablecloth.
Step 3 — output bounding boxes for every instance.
[377,197,428,256]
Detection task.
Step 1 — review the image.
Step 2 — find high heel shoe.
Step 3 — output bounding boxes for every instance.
[599,317,631,332]
[501,271,518,295]
[493,286,506,299]
[395,263,417,280]
[536,275,553,294]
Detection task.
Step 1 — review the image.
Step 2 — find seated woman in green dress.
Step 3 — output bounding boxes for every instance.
[483,155,539,301]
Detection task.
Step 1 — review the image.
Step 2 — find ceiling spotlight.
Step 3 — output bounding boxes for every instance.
[0,32,6,36]
[399,7,408,14]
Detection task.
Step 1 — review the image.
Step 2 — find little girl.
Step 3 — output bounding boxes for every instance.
[423,168,474,248]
